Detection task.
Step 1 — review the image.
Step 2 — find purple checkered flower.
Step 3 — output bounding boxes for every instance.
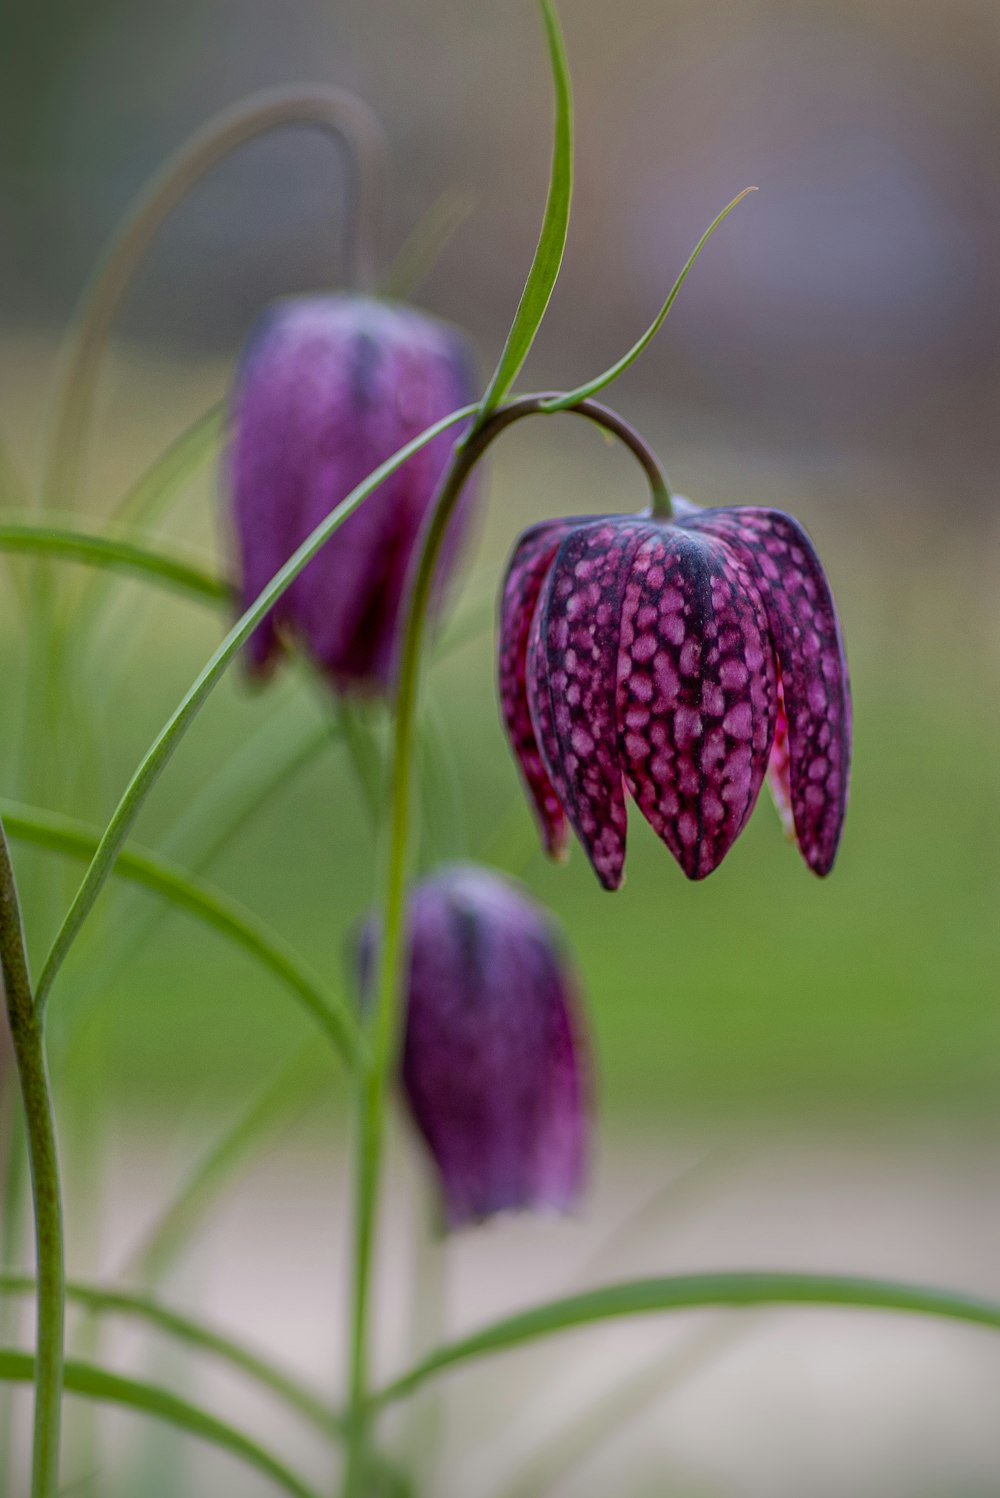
[227,294,476,694]
[499,501,850,887]
[362,865,589,1229]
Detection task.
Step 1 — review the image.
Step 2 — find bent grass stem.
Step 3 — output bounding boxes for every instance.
[0,821,64,1498]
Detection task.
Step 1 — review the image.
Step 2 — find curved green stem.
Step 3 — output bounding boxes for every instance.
[0,1348,319,1498]
[0,519,230,606]
[0,821,64,1497]
[375,1271,1000,1407]
[43,86,387,512]
[32,403,478,1017]
[340,388,668,1493]
[0,800,364,1071]
[0,1274,339,1441]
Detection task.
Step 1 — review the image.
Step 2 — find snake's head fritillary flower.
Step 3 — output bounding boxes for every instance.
[499,502,850,887]
[360,864,589,1229]
[228,294,477,694]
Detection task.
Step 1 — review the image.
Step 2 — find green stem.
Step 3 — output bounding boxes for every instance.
[33,403,478,1018]
[0,1349,319,1498]
[340,391,667,1493]
[0,1274,340,1442]
[43,86,387,513]
[0,819,65,1498]
[1,800,364,1072]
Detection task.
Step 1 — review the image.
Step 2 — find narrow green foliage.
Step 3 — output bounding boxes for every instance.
[477,0,573,417]
[0,801,364,1070]
[32,403,476,1015]
[377,1271,1000,1404]
[0,1349,320,1498]
[542,186,756,412]
[0,1275,339,1439]
[0,519,230,606]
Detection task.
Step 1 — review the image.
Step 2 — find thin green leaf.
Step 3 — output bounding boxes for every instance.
[0,518,230,606]
[0,1275,338,1440]
[541,187,756,412]
[0,1347,320,1498]
[58,710,339,1053]
[111,402,224,531]
[121,1043,327,1285]
[477,0,572,416]
[376,1271,1000,1405]
[0,800,363,1070]
[33,400,477,1015]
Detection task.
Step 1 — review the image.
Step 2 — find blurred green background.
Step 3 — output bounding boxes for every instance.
[0,0,997,1132]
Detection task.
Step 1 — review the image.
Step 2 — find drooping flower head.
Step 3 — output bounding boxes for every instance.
[228,294,477,694]
[500,500,850,886]
[360,864,589,1229]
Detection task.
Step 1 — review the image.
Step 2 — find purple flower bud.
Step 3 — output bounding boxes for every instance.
[227,294,477,694]
[500,503,850,886]
[362,865,589,1229]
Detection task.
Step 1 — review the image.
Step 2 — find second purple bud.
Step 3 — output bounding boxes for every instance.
[361,864,591,1230]
[227,294,478,696]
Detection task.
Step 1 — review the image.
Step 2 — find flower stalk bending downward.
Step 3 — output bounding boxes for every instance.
[340,393,669,1497]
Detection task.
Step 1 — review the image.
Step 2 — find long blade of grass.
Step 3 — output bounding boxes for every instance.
[377,1271,1000,1405]
[84,713,338,1010]
[0,1347,320,1498]
[0,801,363,1069]
[33,401,477,1015]
[0,1275,338,1440]
[477,0,573,416]
[541,187,756,412]
[0,519,229,606]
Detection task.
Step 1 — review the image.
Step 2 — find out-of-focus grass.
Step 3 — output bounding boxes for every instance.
[1,367,997,1131]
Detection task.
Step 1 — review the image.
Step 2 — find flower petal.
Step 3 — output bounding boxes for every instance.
[401,865,588,1227]
[616,527,777,879]
[498,521,578,858]
[766,675,796,842]
[529,520,651,890]
[681,507,850,874]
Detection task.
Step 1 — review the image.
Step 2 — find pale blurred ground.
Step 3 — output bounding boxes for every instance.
[5,1128,1000,1495]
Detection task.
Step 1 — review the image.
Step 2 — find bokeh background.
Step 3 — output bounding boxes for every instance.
[1,0,999,1493]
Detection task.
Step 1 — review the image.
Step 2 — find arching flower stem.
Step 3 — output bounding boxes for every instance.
[0,819,64,1498]
[341,392,670,1495]
[43,85,387,513]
